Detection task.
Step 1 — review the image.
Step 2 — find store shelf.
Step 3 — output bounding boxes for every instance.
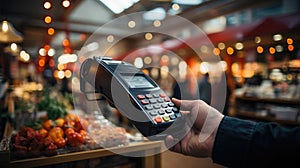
[235,110,300,126]
[1,141,163,168]
[233,95,300,126]
[235,95,300,105]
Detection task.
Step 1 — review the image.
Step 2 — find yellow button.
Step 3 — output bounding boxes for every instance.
[162,116,170,122]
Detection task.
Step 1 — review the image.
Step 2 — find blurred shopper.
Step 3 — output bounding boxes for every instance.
[198,73,211,105]
[172,71,200,100]
[173,72,232,115]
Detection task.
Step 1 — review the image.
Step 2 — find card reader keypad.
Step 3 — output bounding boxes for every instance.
[137,93,181,124]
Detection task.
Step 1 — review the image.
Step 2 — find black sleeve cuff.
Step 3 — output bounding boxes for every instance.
[212,116,257,168]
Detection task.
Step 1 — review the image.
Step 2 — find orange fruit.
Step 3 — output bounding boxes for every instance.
[55,118,65,128]
[43,120,54,131]
[39,128,48,138]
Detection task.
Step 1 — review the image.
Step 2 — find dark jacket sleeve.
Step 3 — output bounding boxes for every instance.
[212,116,300,168]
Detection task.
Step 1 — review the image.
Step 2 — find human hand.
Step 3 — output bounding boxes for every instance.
[165,98,224,158]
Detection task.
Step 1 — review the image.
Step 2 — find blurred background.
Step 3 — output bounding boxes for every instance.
[1,0,300,167]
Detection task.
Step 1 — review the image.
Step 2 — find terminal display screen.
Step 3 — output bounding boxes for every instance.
[122,74,155,88]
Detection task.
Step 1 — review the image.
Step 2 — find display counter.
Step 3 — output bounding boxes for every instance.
[233,95,300,126]
[0,141,163,168]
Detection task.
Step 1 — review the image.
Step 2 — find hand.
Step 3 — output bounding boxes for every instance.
[165,98,224,158]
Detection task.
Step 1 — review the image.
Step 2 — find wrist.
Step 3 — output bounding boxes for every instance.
[206,111,224,157]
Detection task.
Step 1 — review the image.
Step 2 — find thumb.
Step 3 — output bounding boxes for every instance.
[172,98,197,111]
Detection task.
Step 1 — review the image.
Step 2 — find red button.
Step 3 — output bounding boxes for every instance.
[141,99,149,105]
[154,117,162,123]
[159,93,166,98]
[137,95,145,99]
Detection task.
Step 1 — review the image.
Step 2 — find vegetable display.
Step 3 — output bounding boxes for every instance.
[11,113,90,158]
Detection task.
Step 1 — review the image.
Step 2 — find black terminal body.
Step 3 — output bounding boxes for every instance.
[80,56,184,140]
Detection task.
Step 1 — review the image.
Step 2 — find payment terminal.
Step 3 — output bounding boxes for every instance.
[80,56,185,140]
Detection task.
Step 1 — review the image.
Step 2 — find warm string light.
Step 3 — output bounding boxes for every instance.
[48,27,55,35]
[145,33,153,40]
[62,0,71,8]
[37,1,296,80]
[62,38,72,54]
[269,47,275,55]
[213,48,220,55]
[128,21,136,28]
[227,47,234,55]
[2,21,9,32]
[257,46,264,54]
[287,38,293,44]
[40,0,75,75]
[44,1,52,9]
[44,15,52,24]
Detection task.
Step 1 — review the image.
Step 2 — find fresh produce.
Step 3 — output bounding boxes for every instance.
[9,89,94,159]
[11,111,91,158]
[54,138,66,149]
[42,119,54,131]
[66,131,84,147]
[39,128,48,138]
[11,127,44,158]
[43,136,54,147]
[55,118,65,127]
[36,93,68,121]
[65,127,75,136]
[44,142,58,156]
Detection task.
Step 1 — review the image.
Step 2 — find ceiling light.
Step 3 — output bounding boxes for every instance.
[286,38,293,44]
[58,54,78,64]
[99,0,140,14]
[20,50,30,62]
[213,48,220,55]
[168,4,181,15]
[62,0,71,8]
[269,47,275,54]
[44,16,52,24]
[172,3,180,10]
[143,7,166,21]
[107,35,114,42]
[145,33,153,40]
[39,48,46,56]
[2,21,8,32]
[65,70,72,78]
[218,42,225,50]
[227,47,234,55]
[235,42,244,50]
[44,1,52,9]
[134,57,143,68]
[288,45,294,51]
[20,50,27,58]
[128,21,136,28]
[172,0,203,5]
[144,57,152,64]
[0,20,23,43]
[199,62,209,74]
[273,34,282,41]
[86,42,99,51]
[256,46,263,54]
[10,43,18,52]
[48,28,55,35]
[153,20,161,27]
[254,36,261,43]
[275,45,283,52]
[48,48,56,56]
